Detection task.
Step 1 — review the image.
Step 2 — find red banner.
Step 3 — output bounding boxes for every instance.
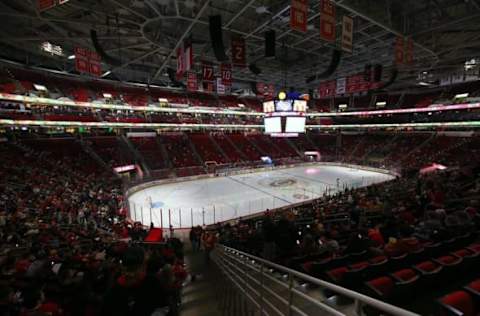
[320,0,336,42]
[202,61,214,82]
[187,72,198,92]
[75,47,101,76]
[341,15,353,53]
[405,37,414,65]
[290,0,308,33]
[184,39,193,72]
[395,36,405,65]
[176,47,185,80]
[231,37,246,67]
[38,0,55,11]
[220,63,232,86]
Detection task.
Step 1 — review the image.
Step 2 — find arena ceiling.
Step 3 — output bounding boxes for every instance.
[0,0,479,91]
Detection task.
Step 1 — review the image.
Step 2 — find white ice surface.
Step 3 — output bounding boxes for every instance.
[128,164,394,228]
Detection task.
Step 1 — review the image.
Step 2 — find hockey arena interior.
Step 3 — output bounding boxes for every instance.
[1,1,480,315]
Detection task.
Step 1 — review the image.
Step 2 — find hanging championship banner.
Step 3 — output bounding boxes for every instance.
[220,63,232,86]
[176,46,185,80]
[341,16,353,53]
[290,0,308,33]
[75,47,101,76]
[320,0,336,42]
[405,37,414,65]
[231,37,246,67]
[74,47,89,74]
[88,51,102,77]
[395,36,405,65]
[187,72,198,92]
[184,38,193,72]
[202,61,214,82]
[38,0,55,11]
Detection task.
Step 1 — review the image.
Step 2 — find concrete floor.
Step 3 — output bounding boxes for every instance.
[180,249,221,316]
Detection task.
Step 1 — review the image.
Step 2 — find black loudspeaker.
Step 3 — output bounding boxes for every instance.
[250,81,259,95]
[364,64,372,82]
[166,68,185,88]
[372,68,398,91]
[209,15,228,62]
[90,30,121,66]
[373,64,383,82]
[249,63,262,75]
[305,49,342,83]
[265,30,276,58]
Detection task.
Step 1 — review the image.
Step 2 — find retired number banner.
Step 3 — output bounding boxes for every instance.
[341,16,353,53]
[290,0,308,33]
[320,0,336,42]
[231,37,246,68]
[202,61,214,82]
[220,63,232,86]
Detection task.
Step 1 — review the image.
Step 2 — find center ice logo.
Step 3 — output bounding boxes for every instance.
[258,177,298,188]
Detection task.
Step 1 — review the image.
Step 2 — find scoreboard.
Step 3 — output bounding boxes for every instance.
[263,92,307,137]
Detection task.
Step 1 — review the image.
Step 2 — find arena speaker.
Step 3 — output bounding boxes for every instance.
[250,81,259,95]
[372,67,398,91]
[249,63,262,75]
[364,64,372,82]
[265,30,276,58]
[305,49,342,83]
[209,15,228,62]
[166,68,185,88]
[90,30,121,66]
[373,64,383,82]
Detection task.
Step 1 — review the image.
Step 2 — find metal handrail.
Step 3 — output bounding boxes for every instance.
[213,245,421,316]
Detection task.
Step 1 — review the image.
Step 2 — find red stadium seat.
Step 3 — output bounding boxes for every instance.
[365,277,395,300]
[438,291,476,316]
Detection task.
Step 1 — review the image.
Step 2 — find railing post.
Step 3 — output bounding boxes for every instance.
[191,208,193,227]
[179,208,182,228]
[168,209,171,228]
[260,263,264,316]
[160,208,163,228]
[288,272,294,316]
[149,207,152,227]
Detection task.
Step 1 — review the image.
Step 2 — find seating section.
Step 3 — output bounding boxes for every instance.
[189,133,227,164]
[129,137,167,170]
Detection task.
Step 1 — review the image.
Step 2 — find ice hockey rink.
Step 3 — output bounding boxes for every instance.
[128,164,395,229]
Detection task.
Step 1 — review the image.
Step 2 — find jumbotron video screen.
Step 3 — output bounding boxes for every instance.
[263,92,308,137]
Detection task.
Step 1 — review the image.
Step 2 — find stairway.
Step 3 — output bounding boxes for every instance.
[120,135,151,177]
[286,138,302,157]
[185,133,205,168]
[156,136,173,169]
[208,133,231,163]
[245,135,266,156]
[224,135,249,161]
[78,136,115,175]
